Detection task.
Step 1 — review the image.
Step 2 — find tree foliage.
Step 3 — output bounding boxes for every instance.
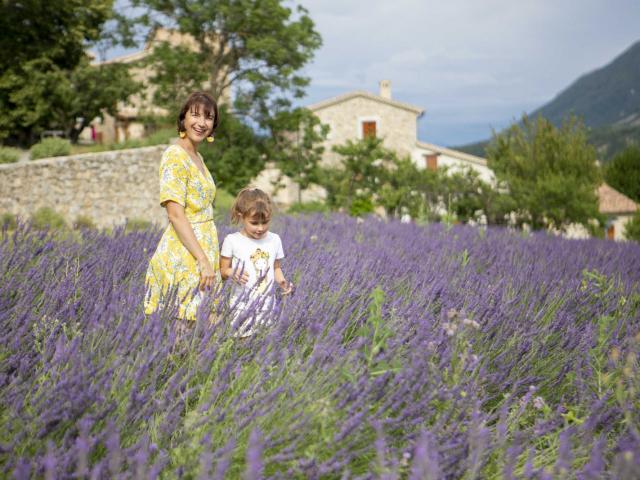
[321,137,507,222]
[267,108,328,202]
[199,106,266,194]
[623,210,640,242]
[604,146,640,203]
[487,115,603,231]
[444,168,515,225]
[321,138,389,216]
[128,0,321,125]
[2,57,139,144]
[0,0,113,70]
[0,0,139,146]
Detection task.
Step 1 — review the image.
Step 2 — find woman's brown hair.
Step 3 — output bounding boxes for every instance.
[177,91,219,136]
[230,187,273,224]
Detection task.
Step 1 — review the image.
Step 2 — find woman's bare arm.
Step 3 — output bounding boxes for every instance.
[164,200,216,290]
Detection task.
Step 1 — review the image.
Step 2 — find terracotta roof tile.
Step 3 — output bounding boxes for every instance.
[307,91,424,115]
[598,183,638,214]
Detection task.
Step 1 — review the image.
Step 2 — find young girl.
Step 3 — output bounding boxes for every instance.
[220,188,293,336]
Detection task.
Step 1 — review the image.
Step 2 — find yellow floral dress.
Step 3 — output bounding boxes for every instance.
[144,145,221,320]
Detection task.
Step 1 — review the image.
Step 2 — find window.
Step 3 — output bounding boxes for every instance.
[362,121,376,139]
[425,154,438,171]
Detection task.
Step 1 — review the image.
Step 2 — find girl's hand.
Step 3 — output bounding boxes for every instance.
[232,269,250,285]
[197,257,216,291]
[278,279,294,295]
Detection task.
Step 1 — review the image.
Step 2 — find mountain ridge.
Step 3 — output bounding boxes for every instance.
[454,40,640,160]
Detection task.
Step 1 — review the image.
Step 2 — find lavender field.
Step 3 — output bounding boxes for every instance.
[1,215,639,479]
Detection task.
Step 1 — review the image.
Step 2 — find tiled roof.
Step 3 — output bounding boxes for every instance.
[307,91,424,115]
[416,141,487,166]
[598,183,638,214]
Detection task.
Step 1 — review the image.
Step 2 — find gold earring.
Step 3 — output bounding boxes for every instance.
[179,131,186,139]
[207,135,214,143]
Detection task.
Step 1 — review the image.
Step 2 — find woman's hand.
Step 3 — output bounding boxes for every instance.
[197,257,216,291]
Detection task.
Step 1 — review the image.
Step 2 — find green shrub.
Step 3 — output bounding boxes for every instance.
[1,212,17,229]
[70,127,175,155]
[111,127,175,151]
[125,218,152,232]
[624,211,640,242]
[30,138,71,160]
[73,215,96,230]
[214,188,234,212]
[349,197,374,217]
[287,201,330,214]
[0,146,21,164]
[31,207,68,230]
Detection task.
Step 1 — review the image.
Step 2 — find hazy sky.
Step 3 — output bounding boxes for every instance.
[298,0,640,146]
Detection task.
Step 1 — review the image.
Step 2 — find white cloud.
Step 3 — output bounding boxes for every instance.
[299,0,640,144]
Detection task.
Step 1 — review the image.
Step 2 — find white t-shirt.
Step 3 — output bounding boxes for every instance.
[220,232,285,334]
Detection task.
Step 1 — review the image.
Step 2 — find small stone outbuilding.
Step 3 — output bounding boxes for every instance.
[597,183,638,240]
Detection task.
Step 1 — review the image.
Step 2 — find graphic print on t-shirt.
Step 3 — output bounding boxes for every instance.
[250,248,270,293]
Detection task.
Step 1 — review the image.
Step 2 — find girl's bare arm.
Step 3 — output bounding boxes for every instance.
[274,259,293,294]
[220,256,249,284]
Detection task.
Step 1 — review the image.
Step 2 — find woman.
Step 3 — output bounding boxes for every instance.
[144,91,221,321]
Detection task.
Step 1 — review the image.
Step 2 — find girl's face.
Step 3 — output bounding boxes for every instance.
[241,214,271,240]
[254,258,268,270]
[182,104,214,144]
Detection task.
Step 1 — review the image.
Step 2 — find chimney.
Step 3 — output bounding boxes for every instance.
[379,80,392,99]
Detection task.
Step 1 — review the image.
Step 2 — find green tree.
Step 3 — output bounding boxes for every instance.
[0,0,113,71]
[129,0,321,125]
[376,155,426,218]
[0,0,139,145]
[487,115,603,231]
[199,106,266,194]
[267,108,328,203]
[377,156,453,221]
[623,211,640,242]
[321,137,389,215]
[445,167,516,225]
[3,57,139,144]
[604,146,640,203]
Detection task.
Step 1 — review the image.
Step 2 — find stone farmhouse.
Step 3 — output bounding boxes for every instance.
[309,81,492,181]
[256,81,493,206]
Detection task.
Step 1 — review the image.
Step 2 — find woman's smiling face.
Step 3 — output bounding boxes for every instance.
[182,104,214,143]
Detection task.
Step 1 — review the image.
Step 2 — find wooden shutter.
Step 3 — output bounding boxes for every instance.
[607,225,615,240]
[362,121,376,139]
[425,154,438,171]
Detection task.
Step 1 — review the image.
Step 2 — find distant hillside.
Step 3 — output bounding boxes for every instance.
[531,40,640,128]
[455,40,640,161]
[454,124,640,162]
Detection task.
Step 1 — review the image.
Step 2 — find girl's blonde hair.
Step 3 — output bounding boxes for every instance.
[230,187,273,224]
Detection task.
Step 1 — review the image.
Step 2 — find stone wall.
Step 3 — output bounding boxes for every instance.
[0,145,169,228]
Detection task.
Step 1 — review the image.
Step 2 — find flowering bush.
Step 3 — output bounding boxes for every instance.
[1,215,639,478]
